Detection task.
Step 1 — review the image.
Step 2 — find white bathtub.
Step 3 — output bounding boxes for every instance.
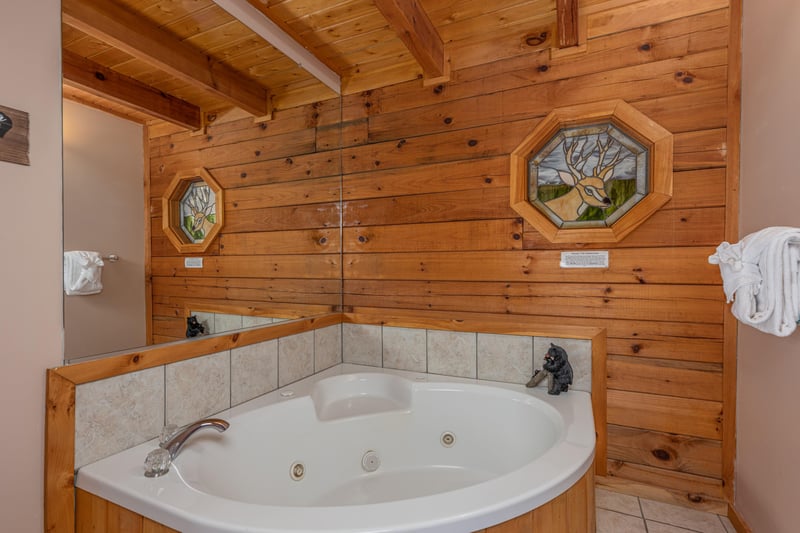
[77,364,595,533]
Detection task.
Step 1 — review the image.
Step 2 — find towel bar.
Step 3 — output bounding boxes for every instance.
[102,254,120,263]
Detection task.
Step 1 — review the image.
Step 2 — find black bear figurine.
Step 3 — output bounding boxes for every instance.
[185,315,205,338]
[542,343,573,395]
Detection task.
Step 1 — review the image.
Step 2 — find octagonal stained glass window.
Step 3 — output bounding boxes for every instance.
[510,100,673,244]
[528,123,649,229]
[162,168,224,253]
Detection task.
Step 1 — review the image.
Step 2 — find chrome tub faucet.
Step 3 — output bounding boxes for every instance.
[144,418,229,477]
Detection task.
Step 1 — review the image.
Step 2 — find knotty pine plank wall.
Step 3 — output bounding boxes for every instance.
[147,101,342,344]
[341,1,734,511]
[145,0,736,511]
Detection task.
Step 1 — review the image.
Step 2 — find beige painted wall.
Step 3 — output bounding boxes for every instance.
[0,0,64,530]
[737,1,800,531]
[63,100,146,359]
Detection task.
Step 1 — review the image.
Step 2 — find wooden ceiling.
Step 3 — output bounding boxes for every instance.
[62,0,564,131]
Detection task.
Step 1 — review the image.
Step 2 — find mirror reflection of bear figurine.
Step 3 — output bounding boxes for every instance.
[185,315,205,338]
[526,343,574,395]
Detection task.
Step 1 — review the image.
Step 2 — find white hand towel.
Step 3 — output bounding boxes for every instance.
[64,251,105,296]
[709,227,800,336]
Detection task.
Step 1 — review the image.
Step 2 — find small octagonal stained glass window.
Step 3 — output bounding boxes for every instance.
[162,168,225,253]
[528,123,649,228]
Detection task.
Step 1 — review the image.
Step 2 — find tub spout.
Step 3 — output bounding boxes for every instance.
[145,418,230,477]
[162,418,230,460]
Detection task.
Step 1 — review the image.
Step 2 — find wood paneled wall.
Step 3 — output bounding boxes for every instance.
[339,0,735,512]
[147,103,343,344]
[147,0,738,513]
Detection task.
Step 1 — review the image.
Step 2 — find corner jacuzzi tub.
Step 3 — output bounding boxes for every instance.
[77,364,595,533]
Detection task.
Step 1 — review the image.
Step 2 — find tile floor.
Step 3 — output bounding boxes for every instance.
[596,488,737,533]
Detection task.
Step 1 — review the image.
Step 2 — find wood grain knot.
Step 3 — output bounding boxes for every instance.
[433,84,444,94]
[537,65,549,72]
[631,344,641,353]
[652,448,671,461]
[358,235,367,243]
[94,71,106,81]
[639,43,652,51]
[468,139,478,147]
[240,172,247,178]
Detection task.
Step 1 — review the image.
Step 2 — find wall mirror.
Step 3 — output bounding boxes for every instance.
[62,95,342,363]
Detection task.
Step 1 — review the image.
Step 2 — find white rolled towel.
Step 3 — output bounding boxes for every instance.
[709,227,800,337]
[64,251,105,296]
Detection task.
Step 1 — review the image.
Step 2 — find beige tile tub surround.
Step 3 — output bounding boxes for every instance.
[427,330,478,378]
[383,326,427,372]
[75,367,164,469]
[339,324,591,391]
[72,320,595,473]
[166,351,231,428]
[231,339,278,406]
[477,333,532,384]
[72,322,344,470]
[214,313,244,333]
[315,324,343,372]
[278,331,315,387]
[190,312,277,334]
[342,323,383,366]
[242,315,273,328]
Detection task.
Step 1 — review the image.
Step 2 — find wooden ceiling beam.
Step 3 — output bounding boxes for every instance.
[62,51,202,130]
[212,0,342,94]
[373,0,449,82]
[62,0,271,117]
[556,0,580,48]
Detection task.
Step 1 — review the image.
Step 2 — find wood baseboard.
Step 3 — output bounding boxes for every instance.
[727,504,752,533]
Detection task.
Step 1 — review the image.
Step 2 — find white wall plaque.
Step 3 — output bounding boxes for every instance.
[184,257,204,269]
[560,251,609,268]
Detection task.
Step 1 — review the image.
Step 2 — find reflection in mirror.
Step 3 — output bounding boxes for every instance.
[62,95,343,363]
[187,312,287,337]
[63,100,147,360]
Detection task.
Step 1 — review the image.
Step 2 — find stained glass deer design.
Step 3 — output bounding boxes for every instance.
[544,136,627,221]
[183,184,215,240]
